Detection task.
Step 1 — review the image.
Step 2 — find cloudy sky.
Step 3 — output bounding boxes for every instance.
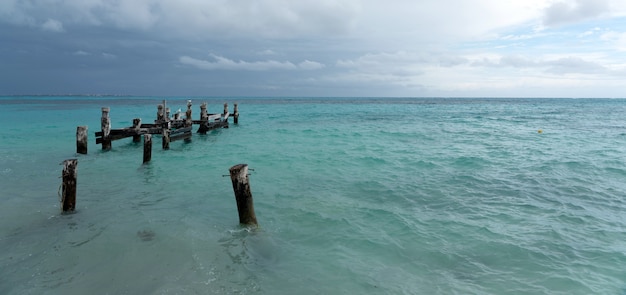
[2,0,626,97]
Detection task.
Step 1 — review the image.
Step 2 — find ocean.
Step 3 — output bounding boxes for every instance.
[1,96,625,294]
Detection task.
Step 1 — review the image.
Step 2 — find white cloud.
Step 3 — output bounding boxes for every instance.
[41,19,64,32]
[578,27,602,38]
[329,49,620,96]
[298,60,325,70]
[334,52,434,87]
[439,55,469,67]
[471,54,606,74]
[258,49,277,56]
[601,31,626,51]
[179,54,324,71]
[337,51,427,69]
[337,51,470,73]
[180,55,296,71]
[353,0,550,46]
[73,50,90,56]
[543,0,610,27]
[545,56,606,74]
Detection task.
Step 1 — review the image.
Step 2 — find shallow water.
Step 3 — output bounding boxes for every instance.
[1,96,626,294]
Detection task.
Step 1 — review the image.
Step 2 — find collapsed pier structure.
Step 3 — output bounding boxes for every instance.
[90,100,238,151]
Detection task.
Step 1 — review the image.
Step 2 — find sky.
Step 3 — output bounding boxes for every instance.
[2,0,626,97]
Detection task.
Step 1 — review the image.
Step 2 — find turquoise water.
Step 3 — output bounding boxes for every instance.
[1,96,626,294]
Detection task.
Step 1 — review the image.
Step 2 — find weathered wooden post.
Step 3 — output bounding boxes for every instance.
[76,126,88,154]
[185,100,193,127]
[233,103,239,124]
[61,159,78,212]
[228,164,258,226]
[198,102,209,134]
[157,100,168,122]
[157,104,164,122]
[101,107,111,150]
[132,118,142,143]
[143,134,152,163]
[200,102,208,121]
[162,127,170,150]
[223,103,229,127]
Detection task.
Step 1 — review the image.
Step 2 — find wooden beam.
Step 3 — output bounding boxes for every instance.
[170,126,193,142]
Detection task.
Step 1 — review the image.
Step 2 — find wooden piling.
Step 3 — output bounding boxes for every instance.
[200,102,208,121]
[61,159,78,212]
[197,102,209,134]
[76,126,88,154]
[132,118,142,143]
[157,104,164,122]
[143,134,152,163]
[157,100,168,122]
[229,164,258,226]
[162,128,170,150]
[234,103,239,124]
[101,107,111,150]
[185,100,193,127]
[223,103,228,115]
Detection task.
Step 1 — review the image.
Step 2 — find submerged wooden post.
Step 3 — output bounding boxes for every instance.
[143,134,152,163]
[61,159,78,212]
[229,164,258,226]
[101,107,111,150]
[76,126,88,154]
[132,118,142,143]
[233,103,239,124]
